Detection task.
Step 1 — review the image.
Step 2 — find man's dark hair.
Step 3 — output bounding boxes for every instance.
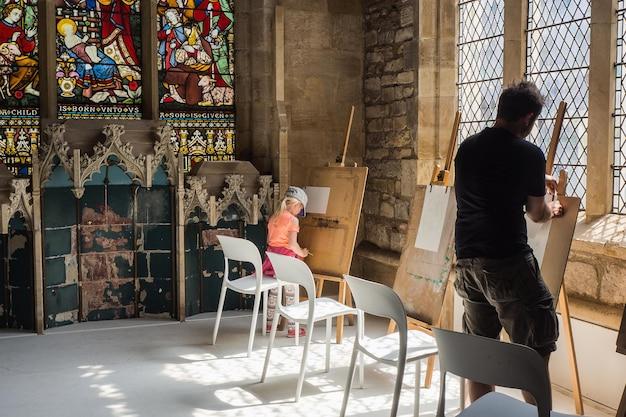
[496,81,545,122]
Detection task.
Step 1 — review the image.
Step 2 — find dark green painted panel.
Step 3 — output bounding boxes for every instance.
[45,284,78,316]
[87,307,131,321]
[185,273,201,317]
[140,279,172,315]
[44,164,73,188]
[8,287,34,330]
[43,188,77,228]
[136,252,148,277]
[44,257,67,287]
[112,255,134,279]
[81,226,134,253]
[107,185,133,220]
[138,187,171,224]
[44,228,72,257]
[9,254,33,287]
[80,186,105,217]
[150,253,171,279]
[144,225,172,251]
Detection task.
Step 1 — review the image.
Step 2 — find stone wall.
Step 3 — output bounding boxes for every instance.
[361,0,417,252]
[283,0,365,186]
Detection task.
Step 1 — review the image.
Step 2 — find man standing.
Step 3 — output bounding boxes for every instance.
[454,81,563,402]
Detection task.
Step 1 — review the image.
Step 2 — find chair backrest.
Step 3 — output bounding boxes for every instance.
[344,275,408,334]
[266,252,316,301]
[217,235,263,280]
[432,328,552,417]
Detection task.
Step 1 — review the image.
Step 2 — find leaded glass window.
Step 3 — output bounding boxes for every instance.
[157,0,235,171]
[0,0,39,176]
[458,0,504,142]
[614,1,626,212]
[55,0,142,119]
[526,0,590,208]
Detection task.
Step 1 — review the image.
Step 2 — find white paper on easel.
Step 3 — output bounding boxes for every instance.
[304,186,331,214]
[526,216,551,266]
[526,194,554,266]
[414,185,452,252]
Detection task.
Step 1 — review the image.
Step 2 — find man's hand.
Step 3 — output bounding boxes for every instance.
[545,174,558,194]
[548,200,563,218]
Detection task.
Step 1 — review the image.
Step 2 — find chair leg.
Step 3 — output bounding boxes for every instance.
[346,288,355,326]
[295,322,315,402]
[262,290,268,336]
[294,285,300,347]
[325,317,331,373]
[358,310,365,388]
[390,361,406,417]
[247,291,262,357]
[211,282,228,345]
[261,312,280,383]
[414,360,421,417]
[340,344,359,417]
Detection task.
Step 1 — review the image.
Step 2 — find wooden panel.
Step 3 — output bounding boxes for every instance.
[392,185,456,326]
[618,305,626,355]
[298,166,367,277]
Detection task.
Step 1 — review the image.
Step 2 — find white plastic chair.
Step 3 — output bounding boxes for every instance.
[212,235,280,357]
[433,327,589,417]
[260,252,357,402]
[341,275,439,417]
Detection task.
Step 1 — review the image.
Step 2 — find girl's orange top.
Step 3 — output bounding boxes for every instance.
[267,210,299,248]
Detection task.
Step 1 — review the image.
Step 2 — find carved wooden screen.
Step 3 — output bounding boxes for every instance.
[614,0,626,212]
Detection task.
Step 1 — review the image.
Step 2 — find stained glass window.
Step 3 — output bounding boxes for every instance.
[0,0,39,176]
[614,1,626,213]
[526,0,590,208]
[457,0,504,142]
[157,0,235,171]
[55,0,142,119]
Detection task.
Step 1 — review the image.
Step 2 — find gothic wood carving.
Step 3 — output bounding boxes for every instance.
[40,124,73,186]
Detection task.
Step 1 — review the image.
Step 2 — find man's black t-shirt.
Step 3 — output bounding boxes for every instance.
[454,127,546,259]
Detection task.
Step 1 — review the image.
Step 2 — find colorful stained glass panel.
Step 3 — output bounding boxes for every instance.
[157,0,235,167]
[0,0,39,176]
[160,111,235,171]
[55,0,142,119]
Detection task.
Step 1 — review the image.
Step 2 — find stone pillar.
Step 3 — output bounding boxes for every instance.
[176,155,186,321]
[587,0,618,220]
[503,0,528,84]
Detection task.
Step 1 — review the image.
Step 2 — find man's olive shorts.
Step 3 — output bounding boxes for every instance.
[455,252,559,357]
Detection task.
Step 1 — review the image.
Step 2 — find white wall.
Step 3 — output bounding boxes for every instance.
[453,293,625,409]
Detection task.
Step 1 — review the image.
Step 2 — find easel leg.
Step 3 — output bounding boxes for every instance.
[559,283,584,415]
[346,287,355,326]
[316,278,325,298]
[336,280,347,344]
[424,355,436,389]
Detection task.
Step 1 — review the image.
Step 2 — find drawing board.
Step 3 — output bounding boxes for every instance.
[297,166,368,277]
[526,196,580,301]
[392,185,456,325]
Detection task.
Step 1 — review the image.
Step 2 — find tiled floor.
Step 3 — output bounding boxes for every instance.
[0,312,617,417]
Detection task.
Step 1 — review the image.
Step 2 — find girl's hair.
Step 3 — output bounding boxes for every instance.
[271,196,301,220]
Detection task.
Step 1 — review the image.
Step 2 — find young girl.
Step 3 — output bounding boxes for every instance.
[262,186,309,337]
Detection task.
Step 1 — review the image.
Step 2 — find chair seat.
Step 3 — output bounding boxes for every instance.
[458,392,579,417]
[226,274,280,294]
[281,297,357,322]
[360,330,438,363]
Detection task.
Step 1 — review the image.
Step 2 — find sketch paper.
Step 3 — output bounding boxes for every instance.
[303,186,331,214]
[414,185,452,252]
[526,217,551,265]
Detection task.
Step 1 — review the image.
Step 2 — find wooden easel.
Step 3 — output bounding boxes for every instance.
[304,105,363,343]
[545,101,584,415]
[387,110,461,389]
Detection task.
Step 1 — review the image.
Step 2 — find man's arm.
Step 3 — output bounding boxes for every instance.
[527,195,563,223]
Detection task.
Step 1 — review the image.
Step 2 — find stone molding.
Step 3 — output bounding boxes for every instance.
[1,178,33,233]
